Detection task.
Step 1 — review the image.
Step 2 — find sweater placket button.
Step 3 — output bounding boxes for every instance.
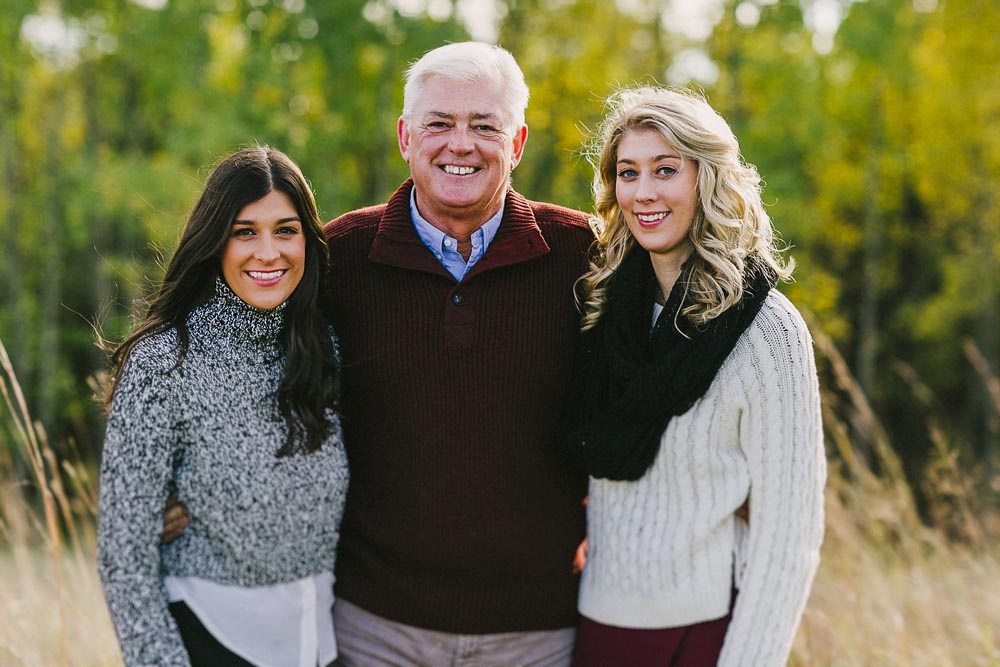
[452,293,464,306]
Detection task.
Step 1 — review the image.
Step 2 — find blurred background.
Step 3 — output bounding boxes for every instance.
[1,0,998,664]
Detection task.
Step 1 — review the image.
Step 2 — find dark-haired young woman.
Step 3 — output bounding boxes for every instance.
[97,146,348,667]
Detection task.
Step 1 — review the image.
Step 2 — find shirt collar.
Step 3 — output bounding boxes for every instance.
[409,188,504,262]
[368,179,550,278]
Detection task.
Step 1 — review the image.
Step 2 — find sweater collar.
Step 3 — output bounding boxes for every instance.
[368,179,551,279]
[193,276,287,346]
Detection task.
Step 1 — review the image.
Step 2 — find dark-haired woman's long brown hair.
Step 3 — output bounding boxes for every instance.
[106,145,339,456]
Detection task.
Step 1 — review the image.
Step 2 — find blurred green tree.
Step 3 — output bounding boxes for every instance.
[2,0,998,507]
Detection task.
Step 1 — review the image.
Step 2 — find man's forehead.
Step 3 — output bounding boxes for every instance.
[413,76,510,117]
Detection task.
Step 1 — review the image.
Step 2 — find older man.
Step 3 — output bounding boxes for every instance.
[324,42,593,666]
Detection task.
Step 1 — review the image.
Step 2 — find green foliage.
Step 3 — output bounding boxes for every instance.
[1,0,471,459]
[3,0,999,493]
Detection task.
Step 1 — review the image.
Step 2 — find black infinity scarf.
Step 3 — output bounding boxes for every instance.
[566,246,776,481]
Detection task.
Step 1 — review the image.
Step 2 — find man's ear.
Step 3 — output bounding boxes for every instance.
[509,124,528,171]
[397,116,411,163]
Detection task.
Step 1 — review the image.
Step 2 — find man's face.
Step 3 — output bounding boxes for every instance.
[398,75,527,232]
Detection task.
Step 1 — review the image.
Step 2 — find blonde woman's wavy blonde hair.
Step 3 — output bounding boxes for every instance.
[578,86,793,331]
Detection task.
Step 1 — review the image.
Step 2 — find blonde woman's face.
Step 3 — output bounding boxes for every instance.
[615,128,697,269]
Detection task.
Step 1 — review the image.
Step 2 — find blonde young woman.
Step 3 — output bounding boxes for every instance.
[566,88,825,666]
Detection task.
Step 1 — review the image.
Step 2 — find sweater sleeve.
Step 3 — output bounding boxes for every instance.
[718,295,826,667]
[97,348,191,667]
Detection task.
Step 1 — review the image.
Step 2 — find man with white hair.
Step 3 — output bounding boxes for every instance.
[323,41,593,665]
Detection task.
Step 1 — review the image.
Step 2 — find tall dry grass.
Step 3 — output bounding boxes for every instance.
[791,319,1000,666]
[0,324,998,666]
[0,338,120,665]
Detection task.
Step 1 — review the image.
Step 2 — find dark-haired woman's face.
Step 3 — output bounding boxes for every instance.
[221,190,306,310]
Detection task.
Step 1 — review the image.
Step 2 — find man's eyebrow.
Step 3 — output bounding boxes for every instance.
[425,111,454,120]
[423,111,501,121]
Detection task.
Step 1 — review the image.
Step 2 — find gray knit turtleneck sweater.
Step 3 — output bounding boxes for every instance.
[97,279,349,666]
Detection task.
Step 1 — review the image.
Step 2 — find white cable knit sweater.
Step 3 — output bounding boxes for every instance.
[578,290,825,667]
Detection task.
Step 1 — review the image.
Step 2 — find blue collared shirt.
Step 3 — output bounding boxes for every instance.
[410,189,504,281]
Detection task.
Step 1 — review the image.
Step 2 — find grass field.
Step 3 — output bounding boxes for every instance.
[2,333,998,666]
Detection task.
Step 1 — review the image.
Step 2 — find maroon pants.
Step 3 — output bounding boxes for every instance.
[571,610,732,667]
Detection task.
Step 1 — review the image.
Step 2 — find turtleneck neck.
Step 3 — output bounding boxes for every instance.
[194,276,288,347]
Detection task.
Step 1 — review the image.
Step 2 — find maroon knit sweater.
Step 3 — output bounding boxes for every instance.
[323,180,593,633]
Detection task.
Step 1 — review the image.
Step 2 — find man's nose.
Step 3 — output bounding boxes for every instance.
[447,125,475,153]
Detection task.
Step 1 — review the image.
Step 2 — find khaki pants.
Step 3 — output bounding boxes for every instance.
[332,599,576,667]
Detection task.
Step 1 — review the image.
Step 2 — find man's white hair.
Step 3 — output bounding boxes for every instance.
[401,41,530,131]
